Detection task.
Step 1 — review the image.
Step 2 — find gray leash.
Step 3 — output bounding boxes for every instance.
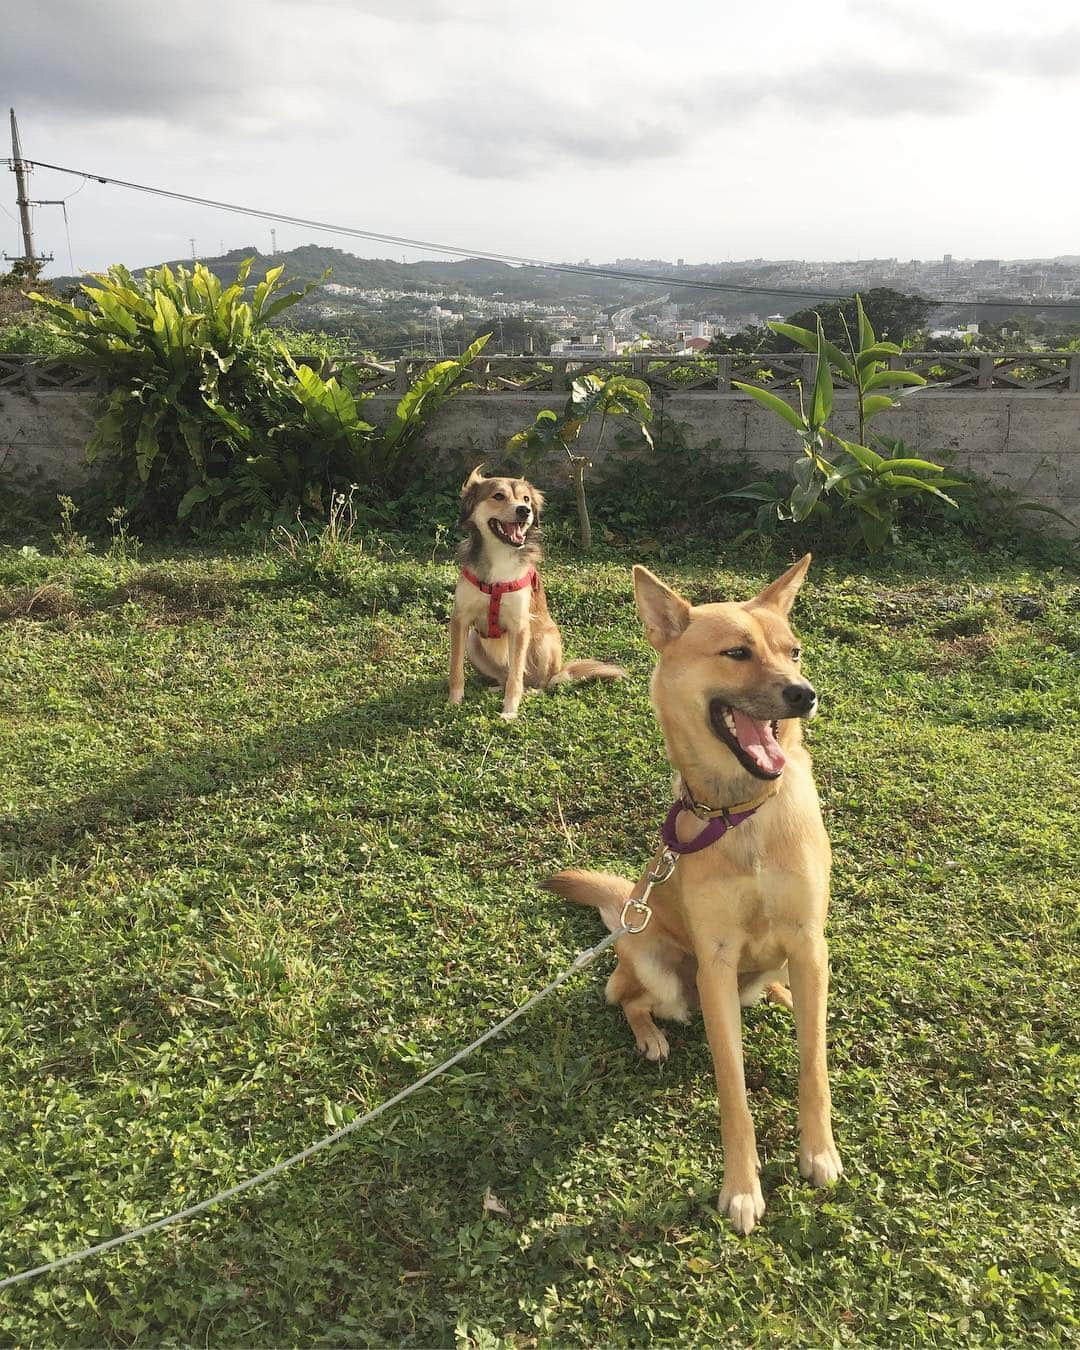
[0,928,629,1293]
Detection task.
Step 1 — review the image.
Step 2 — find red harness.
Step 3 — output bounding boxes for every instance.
[461,566,539,639]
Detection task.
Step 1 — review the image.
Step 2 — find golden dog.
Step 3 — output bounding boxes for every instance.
[449,466,625,720]
[546,555,841,1233]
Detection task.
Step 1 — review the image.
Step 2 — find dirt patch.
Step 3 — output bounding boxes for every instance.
[0,582,80,621]
[927,632,999,672]
[118,571,234,623]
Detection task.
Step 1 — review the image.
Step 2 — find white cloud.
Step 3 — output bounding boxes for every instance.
[4,0,1079,273]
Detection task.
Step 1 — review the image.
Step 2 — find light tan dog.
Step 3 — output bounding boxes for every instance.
[546,555,841,1234]
[449,466,625,719]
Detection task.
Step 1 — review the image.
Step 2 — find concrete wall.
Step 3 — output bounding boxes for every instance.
[3,389,1078,526]
[1,390,99,493]
[366,391,1080,524]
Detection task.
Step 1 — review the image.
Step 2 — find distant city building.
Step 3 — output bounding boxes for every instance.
[550,333,606,357]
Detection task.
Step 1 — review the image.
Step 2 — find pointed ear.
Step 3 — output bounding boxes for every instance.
[751,553,812,617]
[529,483,544,518]
[460,463,486,495]
[634,565,691,650]
[459,465,487,528]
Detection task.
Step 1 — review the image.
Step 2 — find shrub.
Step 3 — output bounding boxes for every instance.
[31,262,487,531]
[31,260,312,528]
[730,296,962,551]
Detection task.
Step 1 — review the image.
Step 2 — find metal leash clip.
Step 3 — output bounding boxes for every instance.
[619,847,678,934]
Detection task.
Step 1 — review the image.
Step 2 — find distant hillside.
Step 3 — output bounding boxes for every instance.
[42,245,1080,338]
[47,244,662,306]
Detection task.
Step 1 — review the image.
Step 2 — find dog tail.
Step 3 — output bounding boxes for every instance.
[549,659,627,687]
[542,869,633,934]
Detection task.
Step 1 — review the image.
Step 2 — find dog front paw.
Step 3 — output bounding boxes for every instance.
[499,703,520,721]
[799,1142,843,1187]
[634,1024,669,1062]
[718,1173,765,1235]
[448,686,464,706]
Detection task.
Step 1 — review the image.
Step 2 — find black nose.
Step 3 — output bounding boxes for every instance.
[782,683,816,714]
[515,504,531,521]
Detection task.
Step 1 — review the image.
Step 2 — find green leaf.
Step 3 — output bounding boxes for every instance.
[178,415,205,470]
[792,455,819,492]
[856,342,902,372]
[809,322,834,431]
[768,322,855,381]
[732,382,806,432]
[250,264,284,316]
[879,474,959,507]
[864,370,927,391]
[292,365,369,443]
[176,484,211,519]
[203,399,253,444]
[823,462,867,489]
[877,456,947,473]
[827,434,885,471]
[134,411,161,481]
[862,394,898,420]
[856,293,875,351]
[722,481,782,502]
[789,476,823,521]
[859,508,892,551]
[383,333,490,458]
[86,405,126,463]
[1014,501,1077,526]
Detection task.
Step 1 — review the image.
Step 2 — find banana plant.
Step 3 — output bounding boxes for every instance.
[507,373,652,550]
[729,295,960,550]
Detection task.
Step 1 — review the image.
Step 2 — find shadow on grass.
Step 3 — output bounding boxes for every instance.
[0,674,453,878]
[0,992,748,1340]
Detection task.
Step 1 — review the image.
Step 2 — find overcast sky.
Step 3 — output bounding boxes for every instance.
[3,0,1078,277]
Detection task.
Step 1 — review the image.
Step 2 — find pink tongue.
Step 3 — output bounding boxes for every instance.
[507,523,526,545]
[731,710,786,774]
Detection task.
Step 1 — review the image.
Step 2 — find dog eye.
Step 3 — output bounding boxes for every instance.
[492,491,506,501]
[523,496,530,503]
[721,647,751,661]
[792,646,802,660]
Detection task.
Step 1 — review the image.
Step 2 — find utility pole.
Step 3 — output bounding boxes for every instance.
[270,227,277,257]
[5,108,52,269]
[189,237,197,260]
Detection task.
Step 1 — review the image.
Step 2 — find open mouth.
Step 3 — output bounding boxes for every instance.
[488,518,529,548]
[709,699,786,779]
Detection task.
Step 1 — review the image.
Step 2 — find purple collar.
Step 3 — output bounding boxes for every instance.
[660,793,774,855]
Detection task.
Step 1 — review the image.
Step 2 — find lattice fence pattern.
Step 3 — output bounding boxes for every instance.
[3,352,1079,395]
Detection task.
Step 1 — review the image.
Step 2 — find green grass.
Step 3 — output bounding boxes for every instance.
[1,530,1078,1347]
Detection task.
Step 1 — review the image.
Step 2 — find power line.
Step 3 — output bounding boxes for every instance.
[6,155,1080,311]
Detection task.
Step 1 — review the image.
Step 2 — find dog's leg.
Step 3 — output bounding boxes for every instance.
[788,933,843,1188]
[607,960,671,1063]
[448,613,468,704]
[696,951,765,1235]
[500,625,528,720]
[623,995,670,1062]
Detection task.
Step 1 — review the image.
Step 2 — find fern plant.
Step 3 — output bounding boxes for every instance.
[32,260,314,527]
[32,266,490,529]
